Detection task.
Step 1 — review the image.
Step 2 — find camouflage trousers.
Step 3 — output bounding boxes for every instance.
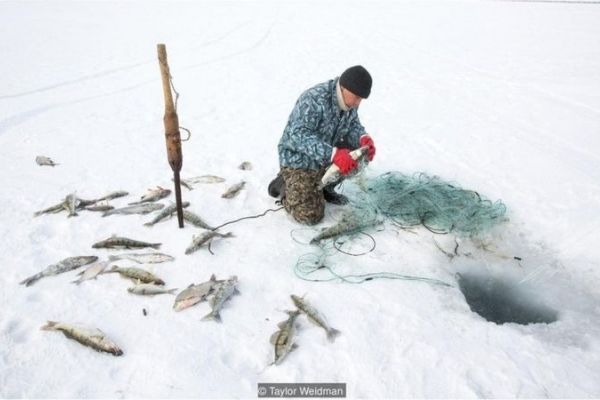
[280,167,326,225]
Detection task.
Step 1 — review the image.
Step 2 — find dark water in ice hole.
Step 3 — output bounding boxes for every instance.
[457,272,558,325]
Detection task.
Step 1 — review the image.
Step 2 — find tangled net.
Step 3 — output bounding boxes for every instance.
[361,172,507,236]
[294,171,508,286]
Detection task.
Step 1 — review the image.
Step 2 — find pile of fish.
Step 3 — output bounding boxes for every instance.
[26,162,317,359]
[270,295,341,365]
[34,191,128,218]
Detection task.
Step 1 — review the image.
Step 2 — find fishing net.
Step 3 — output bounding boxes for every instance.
[360,172,507,237]
[294,170,508,286]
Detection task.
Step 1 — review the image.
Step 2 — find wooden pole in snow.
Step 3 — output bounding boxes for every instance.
[157,43,184,228]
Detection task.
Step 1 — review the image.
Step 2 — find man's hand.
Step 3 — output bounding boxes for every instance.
[332,148,358,175]
[360,135,376,161]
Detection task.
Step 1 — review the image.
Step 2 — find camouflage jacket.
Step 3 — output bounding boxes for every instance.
[278,78,366,170]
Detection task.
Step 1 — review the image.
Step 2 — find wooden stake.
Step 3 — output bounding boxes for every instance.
[157,43,184,228]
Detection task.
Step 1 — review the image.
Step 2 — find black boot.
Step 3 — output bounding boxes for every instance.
[323,184,348,205]
[268,173,285,198]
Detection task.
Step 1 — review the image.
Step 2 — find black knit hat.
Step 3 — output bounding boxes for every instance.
[339,65,372,99]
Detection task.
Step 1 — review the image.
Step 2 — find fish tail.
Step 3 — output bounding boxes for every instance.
[150,243,161,249]
[167,288,178,294]
[202,310,222,323]
[70,279,82,285]
[20,273,41,287]
[143,222,154,227]
[40,321,59,331]
[327,328,341,342]
[104,265,119,273]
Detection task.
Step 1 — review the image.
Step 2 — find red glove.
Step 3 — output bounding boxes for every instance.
[360,135,376,161]
[332,148,358,175]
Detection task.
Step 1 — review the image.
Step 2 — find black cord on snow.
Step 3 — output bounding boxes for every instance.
[211,207,284,231]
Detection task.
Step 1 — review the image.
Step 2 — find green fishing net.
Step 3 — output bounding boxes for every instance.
[359,171,507,236]
[295,171,508,286]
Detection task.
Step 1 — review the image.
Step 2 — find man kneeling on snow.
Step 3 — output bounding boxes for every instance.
[268,65,376,225]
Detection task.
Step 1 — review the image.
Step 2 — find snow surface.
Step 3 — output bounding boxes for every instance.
[1,0,600,398]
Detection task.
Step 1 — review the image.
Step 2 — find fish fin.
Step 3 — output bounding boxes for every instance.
[108,255,119,261]
[202,311,221,322]
[143,222,153,227]
[291,343,299,352]
[151,243,162,249]
[40,321,59,331]
[269,331,280,344]
[277,321,287,329]
[167,288,178,295]
[327,328,341,343]
[209,274,217,282]
[70,279,82,285]
[234,287,241,295]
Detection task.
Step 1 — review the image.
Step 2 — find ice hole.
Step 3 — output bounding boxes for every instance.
[457,272,558,325]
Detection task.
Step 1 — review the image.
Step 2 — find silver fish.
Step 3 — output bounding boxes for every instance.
[184,230,234,255]
[183,175,226,184]
[35,191,128,217]
[310,207,379,244]
[127,284,177,296]
[202,276,239,322]
[104,265,165,285]
[173,274,223,312]
[68,190,129,209]
[102,203,164,217]
[84,203,114,212]
[270,310,301,365]
[182,209,213,229]
[108,252,174,264]
[35,155,58,167]
[71,261,110,285]
[33,195,77,217]
[33,201,65,217]
[41,321,123,356]
[144,201,190,226]
[320,146,369,189]
[92,235,161,250]
[238,161,252,171]
[93,191,129,202]
[129,186,171,205]
[221,181,246,199]
[20,256,99,287]
[291,294,340,342]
